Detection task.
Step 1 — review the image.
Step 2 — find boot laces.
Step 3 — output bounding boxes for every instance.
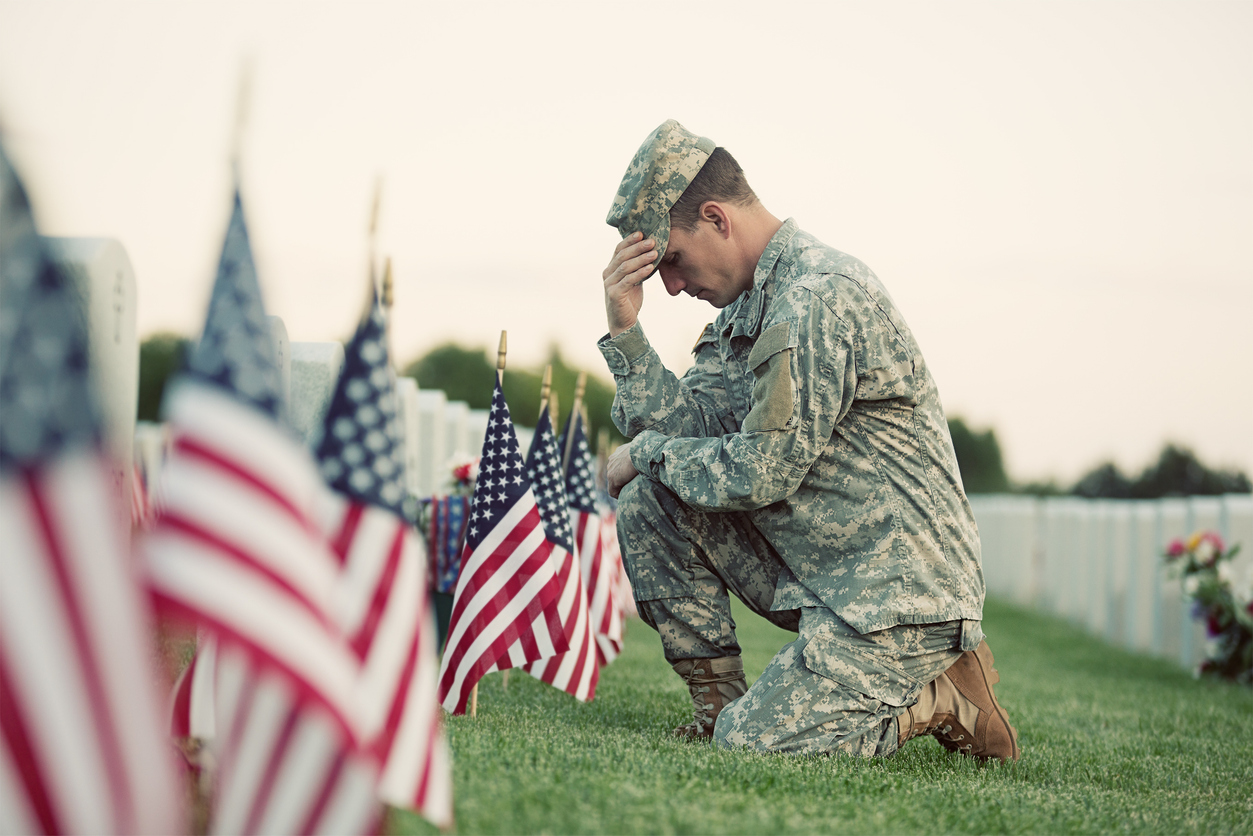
[689,683,715,727]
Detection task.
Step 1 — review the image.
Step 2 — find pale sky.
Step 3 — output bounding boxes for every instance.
[1,0,1250,484]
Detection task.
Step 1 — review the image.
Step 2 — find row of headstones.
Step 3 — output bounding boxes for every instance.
[969,493,1253,672]
[49,235,1253,677]
[46,236,525,515]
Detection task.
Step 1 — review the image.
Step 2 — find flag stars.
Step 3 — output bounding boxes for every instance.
[314,295,408,515]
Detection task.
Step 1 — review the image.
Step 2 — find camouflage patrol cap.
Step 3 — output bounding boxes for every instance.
[606,119,716,269]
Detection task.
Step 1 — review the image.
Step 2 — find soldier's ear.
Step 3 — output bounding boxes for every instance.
[699,201,731,238]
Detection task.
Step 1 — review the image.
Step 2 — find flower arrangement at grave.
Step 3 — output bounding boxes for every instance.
[1164,531,1251,684]
[446,454,480,498]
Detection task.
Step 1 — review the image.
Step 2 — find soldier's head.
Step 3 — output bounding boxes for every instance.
[606,120,775,309]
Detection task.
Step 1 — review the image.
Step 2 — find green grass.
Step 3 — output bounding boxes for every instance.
[392,598,1253,835]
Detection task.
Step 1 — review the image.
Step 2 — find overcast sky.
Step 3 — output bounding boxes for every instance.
[1,0,1249,484]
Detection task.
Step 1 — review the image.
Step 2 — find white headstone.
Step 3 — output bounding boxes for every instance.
[416,390,448,496]
[445,400,471,459]
[466,409,490,459]
[1224,493,1253,617]
[1105,502,1133,647]
[267,315,291,414]
[289,341,345,447]
[1156,499,1189,658]
[1128,502,1159,653]
[133,420,168,492]
[44,237,137,505]
[395,377,422,496]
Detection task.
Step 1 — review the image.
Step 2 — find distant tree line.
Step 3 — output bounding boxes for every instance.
[1067,445,1250,499]
[946,418,1249,498]
[137,335,1249,497]
[401,343,622,446]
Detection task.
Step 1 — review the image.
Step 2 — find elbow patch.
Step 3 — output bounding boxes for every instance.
[743,320,798,433]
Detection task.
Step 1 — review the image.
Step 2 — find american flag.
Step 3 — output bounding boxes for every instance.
[521,406,599,700]
[561,412,624,667]
[314,295,452,827]
[0,143,183,834]
[131,460,153,529]
[142,189,379,834]
[437,379,567,715]
[596,443,636,620]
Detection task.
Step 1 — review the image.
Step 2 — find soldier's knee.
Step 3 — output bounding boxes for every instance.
[615,475,663,526]
[712,698,764,751]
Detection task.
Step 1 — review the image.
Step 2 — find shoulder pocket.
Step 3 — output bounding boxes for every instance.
[691,322,717,355]
[743,320,798,433]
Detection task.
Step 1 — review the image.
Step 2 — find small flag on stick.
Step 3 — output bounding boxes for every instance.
[0,143,183,835]
[315,292,452,827]
[142,188,379,834]
[437,334,568,715]
[561,408,624,668]
[521,399,599,700]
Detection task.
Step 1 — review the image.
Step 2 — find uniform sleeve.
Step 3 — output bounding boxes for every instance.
[598,321,736,441]
[630,293,857,512]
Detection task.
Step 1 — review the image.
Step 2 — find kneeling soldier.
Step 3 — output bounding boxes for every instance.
[598,120,1018,760]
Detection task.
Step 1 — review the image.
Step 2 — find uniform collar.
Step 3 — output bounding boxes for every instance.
[727,218,799,340]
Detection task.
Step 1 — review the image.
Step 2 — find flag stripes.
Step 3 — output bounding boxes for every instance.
[523,546,598,700]
[439,496,565,712]
[0,453,182,835]
[169,638,217,739]
[146,382,363,741]
[576,510,623,666]
[0,642,60,835]
[331,503,451,821]
[312,294,452,827]
[209,648,379,836]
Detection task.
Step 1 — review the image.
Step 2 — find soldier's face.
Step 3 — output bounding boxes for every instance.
[657,223,749,308]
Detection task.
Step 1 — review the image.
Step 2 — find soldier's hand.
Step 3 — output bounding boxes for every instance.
[603,232,656,337]
[606,441,640,498]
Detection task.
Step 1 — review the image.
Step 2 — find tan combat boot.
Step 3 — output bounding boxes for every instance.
[898,640,1020,761]
[670,657,747,739]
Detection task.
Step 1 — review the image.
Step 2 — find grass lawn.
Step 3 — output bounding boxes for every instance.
[392,597,1253,835]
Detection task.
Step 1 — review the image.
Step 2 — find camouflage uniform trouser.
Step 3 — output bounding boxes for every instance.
[617,477,966,757]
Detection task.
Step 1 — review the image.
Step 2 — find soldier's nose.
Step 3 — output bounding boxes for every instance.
[659,268,684,297]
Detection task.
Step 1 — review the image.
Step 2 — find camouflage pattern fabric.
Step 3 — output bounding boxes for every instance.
[605,119,715,268]
[714,609,963,756]
[615,476,801,663]
[598,219,985,637]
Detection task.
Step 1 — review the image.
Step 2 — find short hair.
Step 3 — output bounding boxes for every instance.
[668,147,757,232]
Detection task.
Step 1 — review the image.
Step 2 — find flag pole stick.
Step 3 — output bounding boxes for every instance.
[229,56,254,175]
[562,372,587,472]
[471,330,508,719]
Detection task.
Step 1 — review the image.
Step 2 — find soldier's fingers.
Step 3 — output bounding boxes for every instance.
[617,261,655,289]
[612,231,644,256]
[613,249,656,282]
[604,235,656,280]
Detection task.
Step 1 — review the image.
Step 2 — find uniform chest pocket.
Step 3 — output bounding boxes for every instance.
[743,320,799,433]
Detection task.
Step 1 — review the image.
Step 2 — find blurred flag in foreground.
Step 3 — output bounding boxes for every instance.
[561,411,624,667]
[0,143,183,834]
[437,379,567,714]
[142,189,379,834]
[522,405,598,701]
[315,293,452,827]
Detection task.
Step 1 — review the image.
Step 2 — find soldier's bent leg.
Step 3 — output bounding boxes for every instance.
[615,477,799,664]
[714,607,962,757]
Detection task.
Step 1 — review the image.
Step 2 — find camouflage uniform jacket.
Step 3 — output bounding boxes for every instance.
[598,219,984,634]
